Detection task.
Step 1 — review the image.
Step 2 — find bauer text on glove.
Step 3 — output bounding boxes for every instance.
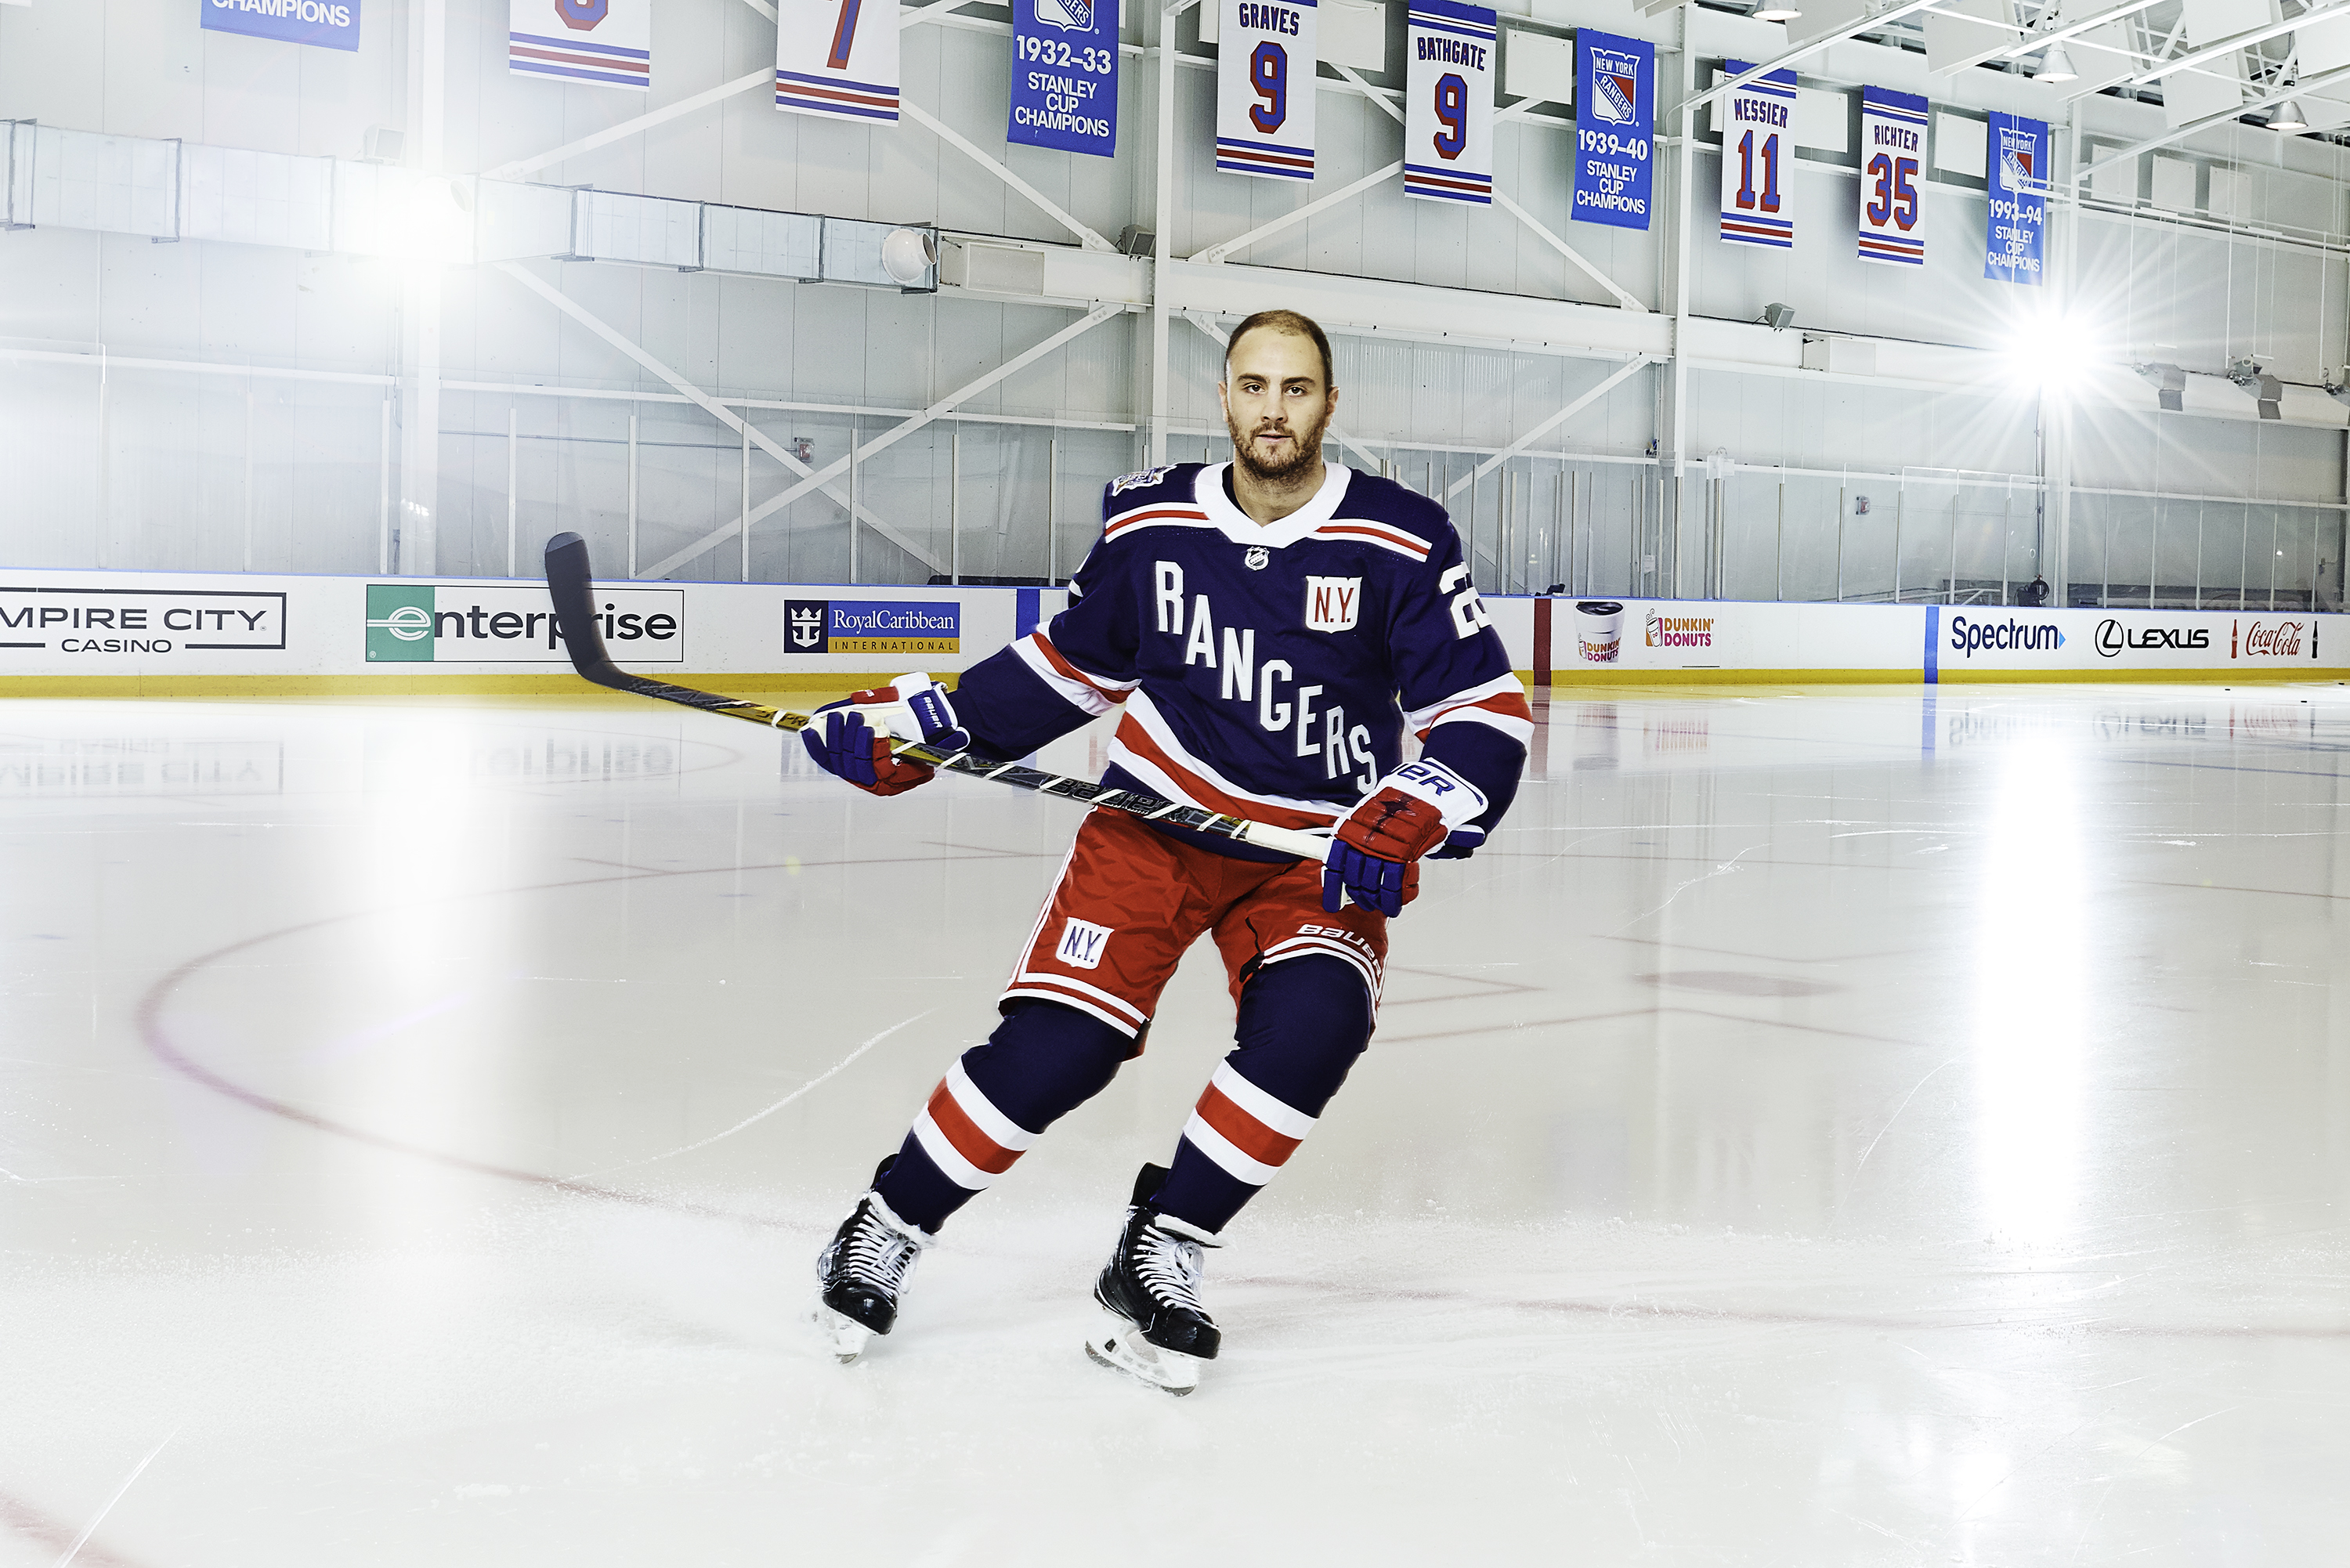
[1320,760,1489,917]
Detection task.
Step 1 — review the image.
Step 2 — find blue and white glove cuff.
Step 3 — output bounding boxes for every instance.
[1376,759,1490,829]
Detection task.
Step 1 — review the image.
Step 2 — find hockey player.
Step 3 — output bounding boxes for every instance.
[802,309,1532,1393]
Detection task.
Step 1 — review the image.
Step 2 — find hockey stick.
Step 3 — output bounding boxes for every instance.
[541,533,1336,865]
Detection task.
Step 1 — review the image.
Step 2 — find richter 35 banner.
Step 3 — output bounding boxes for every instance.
[508,0,649,90]
[1571,29,1653,230]
[1217,0,1318,181]
[1857,86,1926,266]
[1718,61,1796,249]
[1403,0,1496,204]
[1984,111,2048,285]
[1009,0,1118,158]
[778,0,900,123]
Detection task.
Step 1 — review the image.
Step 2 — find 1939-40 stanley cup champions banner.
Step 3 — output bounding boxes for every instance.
[1571,31,1653,229]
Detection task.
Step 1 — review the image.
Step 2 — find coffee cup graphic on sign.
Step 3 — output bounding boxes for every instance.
[1575,602,1625,663]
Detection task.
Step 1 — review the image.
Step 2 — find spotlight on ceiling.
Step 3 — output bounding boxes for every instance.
[2268,98,2309,132]
[1759,302,1797,331]
[880,226,939,287]
[1753,1,1802,19]
[2035,44,2078,81]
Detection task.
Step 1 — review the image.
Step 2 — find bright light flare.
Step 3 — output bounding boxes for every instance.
[2000,309,2100,399]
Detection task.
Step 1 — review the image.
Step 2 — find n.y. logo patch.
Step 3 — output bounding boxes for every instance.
[1304,576,1361,633]
[1055,918,1112,970]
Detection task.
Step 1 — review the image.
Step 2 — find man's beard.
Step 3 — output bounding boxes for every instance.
[1227,407,1328,483]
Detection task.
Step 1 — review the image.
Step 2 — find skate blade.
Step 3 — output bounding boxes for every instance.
[1085,1317,1202,1396]
[812,1303,876,1364]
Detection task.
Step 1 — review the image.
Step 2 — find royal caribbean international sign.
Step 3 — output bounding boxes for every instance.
[1008,0,1119,157]
[201,0,361,50]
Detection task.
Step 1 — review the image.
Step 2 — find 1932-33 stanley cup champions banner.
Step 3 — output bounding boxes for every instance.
[1403,0,1496,204]
[1858,86,1926,266]
[1217,0,1318,180]
[777,0,901,122]
[508,0,651,89]
[1009,0,1119,158]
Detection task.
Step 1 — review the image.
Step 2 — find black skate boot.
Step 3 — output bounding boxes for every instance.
[813,1158,930,1364]
[1086,1163,1221,1395]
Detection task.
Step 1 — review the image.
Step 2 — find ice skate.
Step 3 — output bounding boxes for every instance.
[1086,1164,1221,1396]
[812,1167,930,1364]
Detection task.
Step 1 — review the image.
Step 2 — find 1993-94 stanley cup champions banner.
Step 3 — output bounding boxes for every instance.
[1984,111,2048,285]
[1718,61,1796,248]
[508,0,649,89]
[1009,0,1119,158]
[1217,0,1318,180]
[1571,31,1653,230]
[1857,87,1926,265]
[1403,0,1496,204]
[777,0,901,122]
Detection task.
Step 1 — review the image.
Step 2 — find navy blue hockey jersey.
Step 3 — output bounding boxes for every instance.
[949,461,1532,858]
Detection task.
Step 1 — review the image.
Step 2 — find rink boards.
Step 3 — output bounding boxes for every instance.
[0,567,2343,694]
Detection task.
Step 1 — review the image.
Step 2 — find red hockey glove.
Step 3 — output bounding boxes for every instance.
[800,674,970,797]
[1321,760,1489,917]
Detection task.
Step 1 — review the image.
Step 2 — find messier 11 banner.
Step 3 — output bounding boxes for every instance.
[1857,86,1925,266]
[1984,111,2048,285]
[508,0,649,89]
[1571,29,1653,229]
[777,0,900,123]
[1718,61,1796,249]
[1404,0,1496,204]
[1008,0,1118,158]
[1217,0,1318,180]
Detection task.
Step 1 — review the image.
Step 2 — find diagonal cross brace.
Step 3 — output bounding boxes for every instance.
[637,302,1126,582]
[1444,356,1654,502]
[494,261,945,576]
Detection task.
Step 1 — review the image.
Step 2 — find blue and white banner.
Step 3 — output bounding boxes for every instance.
[1984,111,2048,285]
[201,0,361,52]
[1719,60,1796,249]
[508,0,649,90]
[1404,0,1495,204]
[1008,0,1119,158]
[1217,0,1318,181]
[778,0,901,123]
[1570,30,1653,229]
[1858,86,1926,266]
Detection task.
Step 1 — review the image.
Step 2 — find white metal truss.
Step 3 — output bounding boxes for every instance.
[2084,60,2350,177]
[899,102,1116,252]
[1493,192,1647,313]
[637,302,1126,581]
[1442,355,1656,502]
[493,261,946,576]
[1189,162,1407,264]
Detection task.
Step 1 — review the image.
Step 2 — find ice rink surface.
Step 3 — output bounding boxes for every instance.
[4,681,2347,1566]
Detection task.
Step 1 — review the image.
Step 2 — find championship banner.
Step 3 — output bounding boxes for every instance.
[1570,30,1653,229]
[1403,0,1496,204]
[205,0,363,52]
[1718,61,1795,248]
[777,0,900,123]
[1858,86,1926,266]
[508,0,647,88]
[1985,111,2048,285]
[1216,0,1318,181]
[1008,0,1119,158]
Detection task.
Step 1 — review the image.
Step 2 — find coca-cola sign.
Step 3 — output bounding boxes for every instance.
[2232,619,2316,660]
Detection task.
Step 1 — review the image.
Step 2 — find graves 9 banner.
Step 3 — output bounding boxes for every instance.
[1217,0,1318,180]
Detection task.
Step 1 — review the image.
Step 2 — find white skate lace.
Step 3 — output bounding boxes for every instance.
[838,1205,922,1296]
[1133,1221,1209,1315]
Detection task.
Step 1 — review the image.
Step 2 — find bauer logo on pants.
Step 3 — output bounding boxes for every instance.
[1055,917,1112,970]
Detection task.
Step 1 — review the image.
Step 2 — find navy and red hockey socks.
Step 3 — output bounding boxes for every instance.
[1150,955,1374,1237]
[873,999,1132,1235]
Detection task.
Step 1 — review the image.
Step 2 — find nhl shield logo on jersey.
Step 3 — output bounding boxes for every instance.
[1111,465,1175,496]
[1243,545,1270,571]
[1304,576,1362,633]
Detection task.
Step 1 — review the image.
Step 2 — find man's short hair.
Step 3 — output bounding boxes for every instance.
[1225,309,1335,388]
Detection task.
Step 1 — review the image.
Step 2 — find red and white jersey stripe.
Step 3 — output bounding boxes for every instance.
[1406,672,1535,746]
[1003,967,1150,1035]
[1311,518,1430,563]
[1101,501,1213,546]
[1183,1064,1318,1187]
[1259,928,1383,1003]
[1013,630,1135,719]
[910,1060,1037,1191]
[1108,690,1349,831]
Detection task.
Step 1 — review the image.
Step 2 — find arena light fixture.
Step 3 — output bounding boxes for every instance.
[2035,44,2078,81]
[2268,98,2309,132]
[880,225,939,287]
[1752,1,1802,20]
[2002,309,2098,398]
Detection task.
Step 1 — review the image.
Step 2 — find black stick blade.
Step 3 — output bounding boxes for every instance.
[543,531,628,689]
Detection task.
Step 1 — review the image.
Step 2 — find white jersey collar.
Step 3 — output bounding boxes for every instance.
[1192,461,1354,548]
